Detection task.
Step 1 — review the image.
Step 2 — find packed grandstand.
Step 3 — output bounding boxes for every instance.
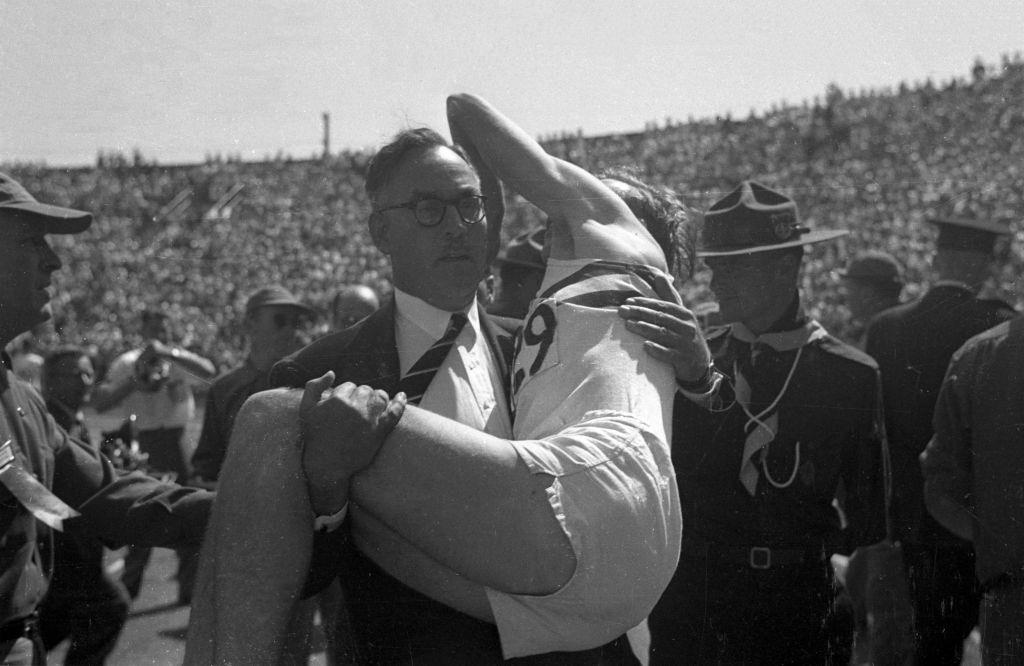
[5,55,1023,374]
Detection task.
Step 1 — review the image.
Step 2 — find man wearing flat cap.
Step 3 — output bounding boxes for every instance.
[647,181,890,664]
[0,172,213,665]
[865,214,1017,664]
[839,251,904,349]
[191,285,317,486]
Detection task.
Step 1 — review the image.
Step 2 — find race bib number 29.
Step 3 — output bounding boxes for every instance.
[512,301,559,396]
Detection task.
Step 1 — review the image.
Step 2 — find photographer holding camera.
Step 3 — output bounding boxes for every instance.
[92,308,216,604]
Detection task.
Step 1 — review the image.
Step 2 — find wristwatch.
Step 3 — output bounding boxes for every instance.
[677,362,723,396]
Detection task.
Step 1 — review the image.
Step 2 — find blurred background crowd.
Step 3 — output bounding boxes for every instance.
[4,54,1023,377]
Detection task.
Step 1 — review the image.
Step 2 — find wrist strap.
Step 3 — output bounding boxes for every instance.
[677,363,714,392]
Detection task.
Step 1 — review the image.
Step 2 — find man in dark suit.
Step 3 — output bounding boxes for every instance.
[188,103,707,662]
[865,215,1017,664]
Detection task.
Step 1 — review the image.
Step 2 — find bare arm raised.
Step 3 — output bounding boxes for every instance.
[447,93,665,271]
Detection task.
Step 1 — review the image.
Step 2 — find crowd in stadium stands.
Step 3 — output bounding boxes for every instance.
[5,55,1023,375]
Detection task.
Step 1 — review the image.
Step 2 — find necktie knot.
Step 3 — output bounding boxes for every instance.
[445,312,468,338]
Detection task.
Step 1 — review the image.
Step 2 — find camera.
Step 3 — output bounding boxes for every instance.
[134,349,170,392]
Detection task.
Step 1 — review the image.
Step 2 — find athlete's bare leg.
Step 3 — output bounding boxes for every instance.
[186,376,575,663]
[185,389,315,665]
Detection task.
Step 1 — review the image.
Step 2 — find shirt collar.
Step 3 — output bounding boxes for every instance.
[394,288,479,340]
[731,296,828,353]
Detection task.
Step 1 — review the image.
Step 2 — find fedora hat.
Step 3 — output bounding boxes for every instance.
[699,180,847,257]
[838,251,904,285]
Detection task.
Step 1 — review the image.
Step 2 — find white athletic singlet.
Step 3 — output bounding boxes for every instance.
[486,257,683,658]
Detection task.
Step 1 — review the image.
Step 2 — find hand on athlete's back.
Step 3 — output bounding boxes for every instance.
[618,274,712,385]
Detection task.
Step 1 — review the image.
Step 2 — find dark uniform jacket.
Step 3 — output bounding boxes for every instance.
[42,399,113,595]
[0,356,212,627]
[865,282,1016,545]
[191,361,273,482]
[649,305,889,664]
[922,317,1024,586]
[675,310,888,554]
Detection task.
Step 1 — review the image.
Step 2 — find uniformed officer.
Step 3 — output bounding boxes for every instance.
[865,214,1017,664]
[647,181,890,664]
[0,172,212,665]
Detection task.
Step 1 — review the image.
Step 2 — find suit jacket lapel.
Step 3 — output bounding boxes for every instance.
[344,300,401,393]
[478,311,516,405]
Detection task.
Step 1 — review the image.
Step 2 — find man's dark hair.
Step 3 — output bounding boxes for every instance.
[598,167,700,280]
[43,346,89,379]
[365,127,474,206]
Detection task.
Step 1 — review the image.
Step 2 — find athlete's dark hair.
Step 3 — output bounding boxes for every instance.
[598,167,700,280]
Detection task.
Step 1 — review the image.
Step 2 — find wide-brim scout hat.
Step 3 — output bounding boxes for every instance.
[929,215,1011,253]
[837,251,904,285]
[495,227,546,270]
[698,180,847,257]
[0,172,92,234]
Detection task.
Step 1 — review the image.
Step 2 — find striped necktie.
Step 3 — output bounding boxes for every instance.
[398,312,468,405]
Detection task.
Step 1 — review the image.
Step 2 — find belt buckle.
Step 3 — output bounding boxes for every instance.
[749,546,771,569]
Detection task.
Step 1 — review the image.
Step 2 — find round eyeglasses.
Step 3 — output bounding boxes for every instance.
[375,194,487,227]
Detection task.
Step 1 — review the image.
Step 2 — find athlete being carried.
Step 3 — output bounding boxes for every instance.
[186,93,706,664]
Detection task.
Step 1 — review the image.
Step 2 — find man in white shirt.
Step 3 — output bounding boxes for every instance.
[187,117,707,664]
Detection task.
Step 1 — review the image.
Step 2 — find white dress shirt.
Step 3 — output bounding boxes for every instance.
[393,288,511,438]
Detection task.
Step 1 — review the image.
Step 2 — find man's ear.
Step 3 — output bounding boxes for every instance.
[368,212,391,255]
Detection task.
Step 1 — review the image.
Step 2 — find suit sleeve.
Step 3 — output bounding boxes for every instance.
[48,414,213,548]
[920,345,976,539]
[269,358,309,390]
[191,387,227,481]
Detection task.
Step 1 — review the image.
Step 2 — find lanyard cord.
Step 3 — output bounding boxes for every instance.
[733,344,805,489]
